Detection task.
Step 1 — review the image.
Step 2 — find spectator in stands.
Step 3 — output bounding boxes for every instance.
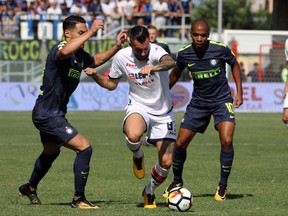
[60,2,70,16]
[166,0,181,37]
[101,0,120,38]
[179,0,192,39]
[180,0,192,17]
[0,1,7,36]
[88,0,105,20]
[247,62,259,82]
[239,62,247,82]
[70,0,87,16]
[140,0,153,25]
[109,6,121,38]
[147,24,171,56]
[47,0,62,15]
[37,0,48,16]
[136,17,145,26]
[21,0,29,12]
[152,0,168,37]
[136,0,145,14]
[6,0,21,16]
[29,1,38,14]
[121,0,137,25]
[1,0,20,38]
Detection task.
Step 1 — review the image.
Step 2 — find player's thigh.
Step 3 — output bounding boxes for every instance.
[35,116,79,147]
[124,113,146,141]
[180,103,211,134]
[123,105,148,140]
[217,121,235,145]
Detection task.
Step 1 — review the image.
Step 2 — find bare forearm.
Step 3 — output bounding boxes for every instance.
[93,44,121,67]
[152,55,176,72]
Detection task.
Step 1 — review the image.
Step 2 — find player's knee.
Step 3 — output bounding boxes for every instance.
[125,136,142,151]
[175,142,188,150]
[282,116,288,127]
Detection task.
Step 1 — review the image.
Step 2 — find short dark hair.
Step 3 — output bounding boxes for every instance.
[63,15,86,32]
[128,25,149,45]
[191,18,210,34]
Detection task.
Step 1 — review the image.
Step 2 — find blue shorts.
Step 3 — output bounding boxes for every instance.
[180,99,236,133]
[32,116,78,146]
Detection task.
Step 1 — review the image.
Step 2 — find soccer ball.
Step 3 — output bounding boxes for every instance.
[166,187,193,212]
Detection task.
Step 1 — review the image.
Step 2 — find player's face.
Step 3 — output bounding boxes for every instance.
[190,23,209,51]
[65,23,88,48]
[148,29,157,43]
[131,38,150,61]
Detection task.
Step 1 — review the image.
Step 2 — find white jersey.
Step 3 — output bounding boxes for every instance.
[109,43,173,115]
[285,38,288,61]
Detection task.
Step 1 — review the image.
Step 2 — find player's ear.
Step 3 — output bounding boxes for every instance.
[64,29,70,39]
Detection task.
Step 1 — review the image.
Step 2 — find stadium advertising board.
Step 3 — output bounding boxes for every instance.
[0,82,284,112]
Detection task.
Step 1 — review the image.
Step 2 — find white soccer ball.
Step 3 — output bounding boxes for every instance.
[166,187,193,212]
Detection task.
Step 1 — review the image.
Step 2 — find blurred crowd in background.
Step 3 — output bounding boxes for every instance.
[0,0,193,38]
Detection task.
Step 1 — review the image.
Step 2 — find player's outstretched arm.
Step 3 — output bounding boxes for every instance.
[169,66,182,89]
[58,20,104,60]
[84,68,120,91]
[231,60,243,108]
[140,54,175,76]
[91,30,128,67]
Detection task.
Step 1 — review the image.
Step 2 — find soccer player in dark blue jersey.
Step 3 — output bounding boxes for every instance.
[18,15,127,209]
[163,18,243,201]
[147,24,172,56]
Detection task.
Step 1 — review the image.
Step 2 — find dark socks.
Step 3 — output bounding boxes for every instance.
[29,151,60,189]
[220,149,234,185]
[74,146,93,197]
[172,148,187,182]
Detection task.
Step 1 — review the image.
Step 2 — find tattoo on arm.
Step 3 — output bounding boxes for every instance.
[153,55,175,72]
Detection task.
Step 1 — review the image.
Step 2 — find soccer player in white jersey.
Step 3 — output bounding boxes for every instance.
[282,38,288,126]
[84,25,176,208]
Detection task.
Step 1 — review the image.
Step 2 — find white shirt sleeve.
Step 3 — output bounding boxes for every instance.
[285,38,288,61]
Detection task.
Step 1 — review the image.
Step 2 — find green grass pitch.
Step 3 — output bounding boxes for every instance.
[0,111,287,216]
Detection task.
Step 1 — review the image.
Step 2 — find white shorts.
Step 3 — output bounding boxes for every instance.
[284,93,288,108]
[123,104,176,142]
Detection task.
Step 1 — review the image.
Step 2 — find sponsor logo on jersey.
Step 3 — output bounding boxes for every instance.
[192,67,220,79]
[126,63,137,67]
[65,126,73,134]
[210,59,217,66]
[68,69,81,80]
[128,73,149,80]
[188,63,195,67]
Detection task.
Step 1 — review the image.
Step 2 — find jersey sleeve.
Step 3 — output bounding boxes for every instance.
[285,38,288,61]
[109,52,123,79]
[175,51,187,71]
[149,44,168,64]
[222,45,236,66]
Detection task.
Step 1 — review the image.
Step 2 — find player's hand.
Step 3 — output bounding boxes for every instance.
[84,67,97,78]
[115,30,128,49]
[90,20,104,34]
[140,65,153,77]
[234,93,243,108]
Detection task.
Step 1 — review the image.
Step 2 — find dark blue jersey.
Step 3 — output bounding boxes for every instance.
[33,41,94,118]
[176,40,235,104]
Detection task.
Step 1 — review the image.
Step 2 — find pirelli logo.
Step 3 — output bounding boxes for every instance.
[192,67,221,79]
[68,69,81,80]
